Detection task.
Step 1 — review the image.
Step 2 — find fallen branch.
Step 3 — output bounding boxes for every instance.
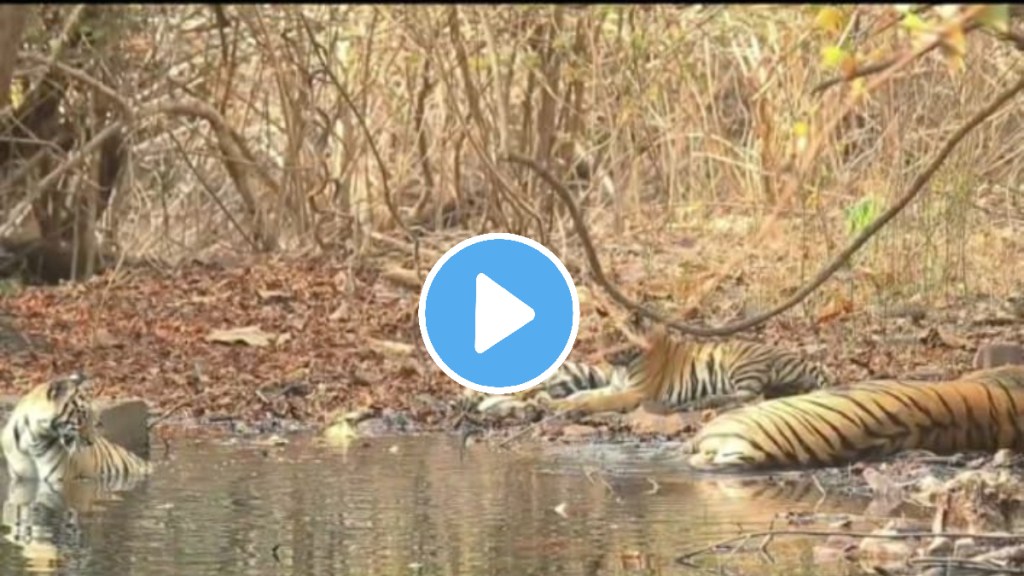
[675,528,1021,565]
[916,544,1024,576]
[505,67,1024,338]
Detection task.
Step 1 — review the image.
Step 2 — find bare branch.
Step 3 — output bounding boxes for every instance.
[505,68,1024,337]
[0,121,124,238]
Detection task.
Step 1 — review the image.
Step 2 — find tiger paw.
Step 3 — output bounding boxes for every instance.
[544,397,576,413]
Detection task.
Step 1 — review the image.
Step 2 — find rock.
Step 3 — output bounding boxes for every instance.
[94,398,151,457]
[0,395,150,458]
[973,342,1024,369]
[926,536,952,556]
[857,521,924,573]
[813,535,859,564]
[953,538,981,559]
[992,448,1015,468]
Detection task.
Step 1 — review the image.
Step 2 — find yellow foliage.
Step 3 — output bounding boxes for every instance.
[820,45,848,70]
[322,419,359,446]
[851,78,868,99]
[9,82,23,109]
[814,6,846,36]
[792,121,810,155]
[821,45,858,78]
[900,12,932,34]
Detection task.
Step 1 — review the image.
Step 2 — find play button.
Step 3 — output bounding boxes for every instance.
[418,233,580,394]
[474,273,535,354]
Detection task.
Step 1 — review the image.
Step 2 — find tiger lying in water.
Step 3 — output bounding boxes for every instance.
[686,364,1024,472]
[1,372,152,484]
[471,326,835,416]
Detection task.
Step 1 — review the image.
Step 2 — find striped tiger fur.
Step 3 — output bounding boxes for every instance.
[547,328,834,415]
[470,360,631,417]
[687,364,1024,472]
[1,373,152,485]
[472,326,834,416]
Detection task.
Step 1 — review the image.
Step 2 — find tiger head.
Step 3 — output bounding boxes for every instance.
[9,372,93,453]
[684,413,778,472]
[686,434,768,471]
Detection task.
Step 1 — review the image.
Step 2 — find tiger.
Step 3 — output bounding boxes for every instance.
[541,326,833,416]
[470,326,834,417]
[1,372,153,485]
[686,364,1024,472]
[468,359,632,417]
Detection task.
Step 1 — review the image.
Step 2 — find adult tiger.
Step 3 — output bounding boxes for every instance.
[687,364,1024,472]
[473,326,834,416]
[469,359,631,417]
[1,372,152,484]
[547,327,834,415]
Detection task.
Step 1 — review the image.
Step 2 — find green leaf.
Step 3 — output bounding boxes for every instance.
[845,196,882,236]
[900,12,931,34]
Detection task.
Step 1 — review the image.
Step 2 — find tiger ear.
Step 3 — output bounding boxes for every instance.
[645,324,671,347]
[649,323,670,340]
[45,372,87,402]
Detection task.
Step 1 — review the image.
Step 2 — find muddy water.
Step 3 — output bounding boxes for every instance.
[0,435,869,575]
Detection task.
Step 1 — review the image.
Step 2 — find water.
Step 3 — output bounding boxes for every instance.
[0,435,871,575]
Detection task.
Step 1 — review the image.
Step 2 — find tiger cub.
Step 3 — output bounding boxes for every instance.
[687,364,1024,472]
[1,372,152,485]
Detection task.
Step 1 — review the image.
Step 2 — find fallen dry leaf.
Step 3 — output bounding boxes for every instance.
[91,328,122,349]
[205,326,279,347]
[816,293,854,324]
[368,338,415,356]
[257,290,292,302]
[561,424,599,439]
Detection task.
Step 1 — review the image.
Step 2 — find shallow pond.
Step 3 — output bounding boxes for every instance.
[0,435,871,575]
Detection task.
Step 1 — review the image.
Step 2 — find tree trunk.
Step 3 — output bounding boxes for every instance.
[0,5,30,108]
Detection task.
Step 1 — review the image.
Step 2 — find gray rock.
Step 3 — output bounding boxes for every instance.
[95,398,150,458]
[973,342,1024,370]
